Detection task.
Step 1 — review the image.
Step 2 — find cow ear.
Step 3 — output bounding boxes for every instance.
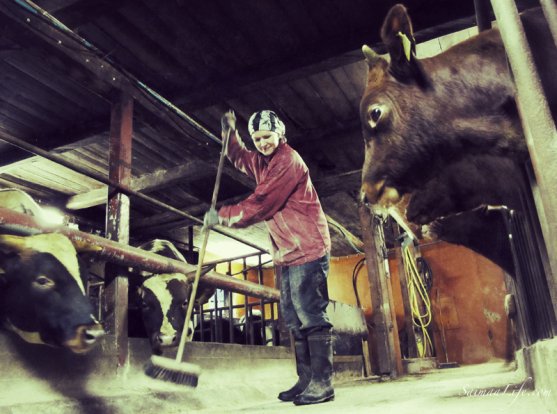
[362,44,386,68]
[381,4,429,87]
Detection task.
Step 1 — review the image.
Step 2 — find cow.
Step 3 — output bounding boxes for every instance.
[192,310,279,346]
[131,239,215,354]
[238,309,279,346]
[192,316,245,345]
[0,189,104,353]
[359,4,555,274]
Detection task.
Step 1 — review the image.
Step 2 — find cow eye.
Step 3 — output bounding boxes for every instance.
[368,107,383,129]
[182,300,188,310]
[33,275,55,290]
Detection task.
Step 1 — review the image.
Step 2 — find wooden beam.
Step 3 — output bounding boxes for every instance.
[65,159,254,210]
[391,222,418,359]
[359,204,401,377]
[104,92,133,369]
[169,18,490,111]
[66,160,207,209]
[0,117,109,170]
[132,161,205,191]
[66,186,107,210]
[0,1,220,155]
[314,170,361,198]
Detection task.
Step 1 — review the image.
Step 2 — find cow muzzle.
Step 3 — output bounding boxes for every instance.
[155,332,179,347]
[361,179,401,206]
[64,323,105,354]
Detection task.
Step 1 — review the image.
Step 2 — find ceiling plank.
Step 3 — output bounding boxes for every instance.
[66,157,256,211]
[0,1,220,154]
[66,160,208,209]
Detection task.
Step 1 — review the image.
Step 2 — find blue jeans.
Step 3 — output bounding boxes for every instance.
[279,254,332,338]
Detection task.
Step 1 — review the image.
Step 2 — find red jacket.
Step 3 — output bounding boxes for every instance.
[218,131,331,266]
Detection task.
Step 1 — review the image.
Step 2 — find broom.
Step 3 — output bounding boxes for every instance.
[144,122,232,387]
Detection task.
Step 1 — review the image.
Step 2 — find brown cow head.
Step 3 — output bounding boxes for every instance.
[359,4,526,209]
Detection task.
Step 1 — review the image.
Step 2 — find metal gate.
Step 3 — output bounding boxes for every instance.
[502,200,557,346]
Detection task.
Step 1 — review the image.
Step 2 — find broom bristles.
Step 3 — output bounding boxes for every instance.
[144,355,201,387]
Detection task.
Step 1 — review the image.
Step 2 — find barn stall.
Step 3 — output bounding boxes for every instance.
[0,0,555,413]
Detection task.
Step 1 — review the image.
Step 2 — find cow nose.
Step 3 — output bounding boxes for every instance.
[84,325,105,345]
[361,179,384,204]
[156,333,177,346]
[359,189,368,204]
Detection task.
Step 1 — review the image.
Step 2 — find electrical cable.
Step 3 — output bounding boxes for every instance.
[352,257,366,308]
[417,256,433,292]
[402,243,434,358]
[328,219,363,254]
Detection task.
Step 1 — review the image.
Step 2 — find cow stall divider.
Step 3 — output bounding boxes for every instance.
[500,204,557,347]
[0,95,279,356]
[0,206,280,309]
[193,254,279,347]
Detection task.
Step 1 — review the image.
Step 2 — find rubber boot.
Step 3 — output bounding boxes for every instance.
[277,337,312,402]
[278,338,312,401]
[293,328,334,405]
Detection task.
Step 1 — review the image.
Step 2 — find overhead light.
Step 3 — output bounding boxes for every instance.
[39,207,65,226]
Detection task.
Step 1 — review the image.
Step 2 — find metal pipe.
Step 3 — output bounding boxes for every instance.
[474,0,492,32]
[490,0,557,311]
[0,131,267,254]
[0,207,280,301]
[540,0,557,48]
[204,251,270,266]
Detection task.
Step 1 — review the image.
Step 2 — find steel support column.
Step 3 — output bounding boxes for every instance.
[491,0,557,317]
[474,0,492,32]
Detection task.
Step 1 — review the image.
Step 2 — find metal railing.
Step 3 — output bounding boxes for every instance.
[193,254,280,346]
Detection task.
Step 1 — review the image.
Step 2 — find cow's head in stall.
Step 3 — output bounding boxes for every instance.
[0,233,105,353]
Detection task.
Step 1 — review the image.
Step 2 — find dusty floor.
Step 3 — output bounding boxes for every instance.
[188,361,553,414]
[1,347,554,414]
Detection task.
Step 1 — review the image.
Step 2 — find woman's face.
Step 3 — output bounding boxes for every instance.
[251,130,280,156]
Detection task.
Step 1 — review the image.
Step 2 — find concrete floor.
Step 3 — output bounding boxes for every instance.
[1,359,553,414]
[190,361,552,414]
[1,333,553,414]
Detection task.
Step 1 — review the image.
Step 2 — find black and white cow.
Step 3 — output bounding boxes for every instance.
[0,191,105,353]
[238,309,278,346]
[131,239,215,354]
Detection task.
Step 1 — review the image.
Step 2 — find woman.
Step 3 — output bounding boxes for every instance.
[204,109,334,405]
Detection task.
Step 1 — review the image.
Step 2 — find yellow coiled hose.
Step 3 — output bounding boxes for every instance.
[402,245,434,358]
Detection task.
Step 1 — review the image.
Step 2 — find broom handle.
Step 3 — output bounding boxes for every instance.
[175,127,231,362]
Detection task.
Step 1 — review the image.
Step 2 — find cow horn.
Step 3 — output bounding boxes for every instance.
[362,44,382,66]
[0,234,28,253]
[71,239,103,253]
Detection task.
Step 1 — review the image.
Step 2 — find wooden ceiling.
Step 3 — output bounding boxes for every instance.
[0,0,539,261]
